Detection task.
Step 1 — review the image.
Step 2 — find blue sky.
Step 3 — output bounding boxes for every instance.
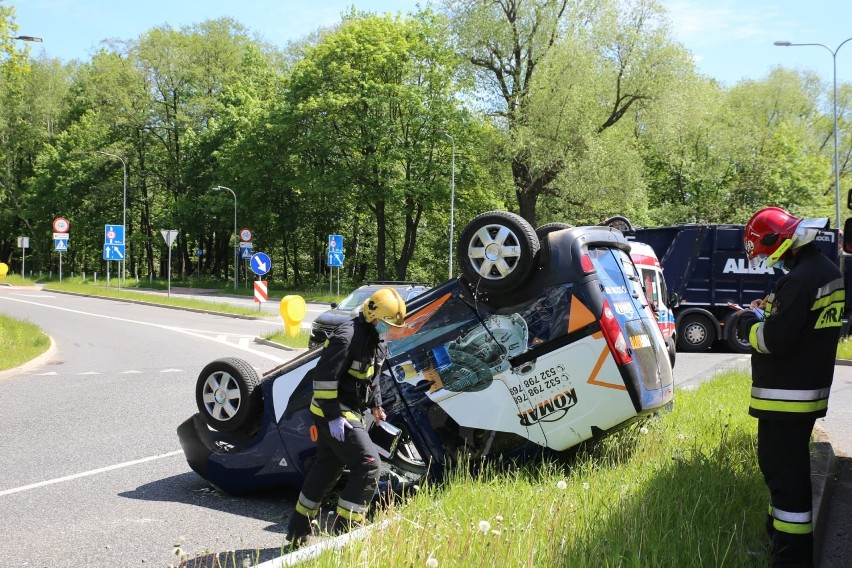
[10,0,852,87]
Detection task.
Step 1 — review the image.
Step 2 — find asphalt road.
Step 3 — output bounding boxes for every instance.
[1,286,846,567]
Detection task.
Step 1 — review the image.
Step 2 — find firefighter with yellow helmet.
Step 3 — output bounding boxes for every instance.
[285,287,406,547]
[738,206,845,566]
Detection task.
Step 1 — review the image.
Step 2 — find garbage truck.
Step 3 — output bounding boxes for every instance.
[618,221,846,353]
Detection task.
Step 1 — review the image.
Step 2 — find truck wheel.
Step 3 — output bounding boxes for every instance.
[195,357,262,432]
[457,211,539,293]
[725,311,753,354]
[677,314,715,352]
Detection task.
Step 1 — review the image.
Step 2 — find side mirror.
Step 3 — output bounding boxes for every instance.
[844,218,852,254]
[669,292,680,307]
[847,188,852,210]
[330,302,339,309]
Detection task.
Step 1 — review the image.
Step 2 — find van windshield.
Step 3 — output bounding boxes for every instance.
[588,247,644,305]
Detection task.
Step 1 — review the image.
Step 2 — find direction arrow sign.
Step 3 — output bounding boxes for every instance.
[327,251,344,267]
[103,244,125,260]
[250,252,271,276]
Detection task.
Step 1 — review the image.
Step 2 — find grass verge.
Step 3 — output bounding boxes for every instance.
[43,281,274,318]
[837,336,852,360]
[262,329,311,349]
[299,371,767,567]
[0,314,50,371]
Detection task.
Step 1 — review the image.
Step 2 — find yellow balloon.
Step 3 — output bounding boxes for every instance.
[0,262,8,278]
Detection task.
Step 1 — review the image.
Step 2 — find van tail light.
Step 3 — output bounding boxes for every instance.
[599,300,633,365]
[580,254,595,273]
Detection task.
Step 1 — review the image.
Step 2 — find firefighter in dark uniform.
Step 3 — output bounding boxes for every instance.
[285,287,407,547]
[738,206,845,567]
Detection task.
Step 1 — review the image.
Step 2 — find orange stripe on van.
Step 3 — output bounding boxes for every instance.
[587,343,628,391]
[386,293,452,340]
[568,296,597,334]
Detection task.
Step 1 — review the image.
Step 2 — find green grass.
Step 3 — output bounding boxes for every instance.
[295,371,768,567]
[0,314,50,371]
[0,275,39,286]
[42,281,280,318]
[837,336,852,359]
[262,329,311,349]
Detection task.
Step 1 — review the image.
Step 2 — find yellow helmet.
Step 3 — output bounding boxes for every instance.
[362,287,407,327]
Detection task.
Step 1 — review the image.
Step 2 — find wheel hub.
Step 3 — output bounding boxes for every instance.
[485,243,501,261]
[214,388,227,404]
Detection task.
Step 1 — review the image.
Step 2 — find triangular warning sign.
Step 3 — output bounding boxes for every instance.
[568,295,597,334]
[55,240,67,251]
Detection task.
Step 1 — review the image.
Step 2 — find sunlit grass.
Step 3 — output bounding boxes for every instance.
[43,281,275,317]
[0,314,50,371]
[262,329,311,349]
[837,336,852,360]
[295,372,769,567]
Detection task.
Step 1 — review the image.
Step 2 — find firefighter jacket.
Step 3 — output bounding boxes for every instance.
[309,314,385,423]
[748,243,845,421]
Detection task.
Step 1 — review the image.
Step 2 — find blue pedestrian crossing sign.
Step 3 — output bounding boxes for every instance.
[240,247,252,260]
[250,252,271,276]
[55,239,68,252]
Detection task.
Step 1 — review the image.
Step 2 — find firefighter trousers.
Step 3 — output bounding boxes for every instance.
[293,417,380,529]
[757,418,816,567]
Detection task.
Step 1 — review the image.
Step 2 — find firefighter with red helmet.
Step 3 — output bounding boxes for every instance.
[284,287,406,548]
[738,206,845,566]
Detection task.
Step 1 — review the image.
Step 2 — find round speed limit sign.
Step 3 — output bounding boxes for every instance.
[53,217,70,233]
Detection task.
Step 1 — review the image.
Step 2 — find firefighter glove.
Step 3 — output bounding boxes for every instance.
[329,416,352,442]
[737,310,760,338]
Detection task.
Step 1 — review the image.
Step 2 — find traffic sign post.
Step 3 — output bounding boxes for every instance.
[161,229,179,297]
[17,236,28,284]
[104,224,125,288]
[327,234,344,295]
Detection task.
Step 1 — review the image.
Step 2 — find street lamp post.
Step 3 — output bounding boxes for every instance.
[775,37,852,229]
[438,130,456,279]
[97,151,127,287]
[213,185,238,289]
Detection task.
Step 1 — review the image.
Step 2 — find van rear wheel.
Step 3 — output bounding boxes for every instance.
[677,314,715,352]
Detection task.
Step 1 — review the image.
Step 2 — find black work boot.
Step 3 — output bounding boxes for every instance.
[284,511,313,549]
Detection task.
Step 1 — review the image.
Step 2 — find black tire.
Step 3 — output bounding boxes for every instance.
[457,210,539,293]
[535,222,573,240]
[676,313,715,352]
[600,216,634,233]
[666,336,677,368]
[195,357,262,432]
[725,311,753,354]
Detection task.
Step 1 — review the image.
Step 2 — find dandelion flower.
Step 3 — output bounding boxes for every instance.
[582,482,590,490]
[478,520,491,533]
[639,426,649,435]
[677,433,685,440]
[491,530,501,536]
[495,515,504,523]
[556,480,567,490]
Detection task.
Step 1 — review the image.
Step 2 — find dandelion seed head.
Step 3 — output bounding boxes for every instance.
[426,557,439,568]
[639,426,649,435]
[491,530,501,536]
[495,515,504,523]
[582,482,590,490]
[556,479,567,490]
[478,520,491,533]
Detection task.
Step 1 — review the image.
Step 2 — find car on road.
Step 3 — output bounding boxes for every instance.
[308,282,430,348]
[178,211,675,494]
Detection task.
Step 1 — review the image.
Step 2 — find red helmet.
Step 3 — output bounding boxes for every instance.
[744,206,828,268]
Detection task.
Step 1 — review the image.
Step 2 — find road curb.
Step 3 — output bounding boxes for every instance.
[0,334,56,380]
[812,424,837,568]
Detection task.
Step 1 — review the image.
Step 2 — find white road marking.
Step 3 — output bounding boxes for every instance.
[0,450,184,497]
[34,372,58,376]
[75,371,100,375]
[120,370,142,374]
[239,337,251,348]
[0,295,286,363]
[159,368,184,373]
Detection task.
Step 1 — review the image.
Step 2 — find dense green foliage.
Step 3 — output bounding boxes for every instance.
[1,2,849,288]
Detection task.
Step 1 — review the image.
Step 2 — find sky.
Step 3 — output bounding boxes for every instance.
[9,0,852,88]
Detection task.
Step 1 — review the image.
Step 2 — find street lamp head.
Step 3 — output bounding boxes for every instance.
[774,40,792,47]
[13,35,43,43]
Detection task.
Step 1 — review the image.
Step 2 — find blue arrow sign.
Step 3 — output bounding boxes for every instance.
[250,252,271,275]
[104,224,125,245]
[103,244,125,260]
[327,252,344,267]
